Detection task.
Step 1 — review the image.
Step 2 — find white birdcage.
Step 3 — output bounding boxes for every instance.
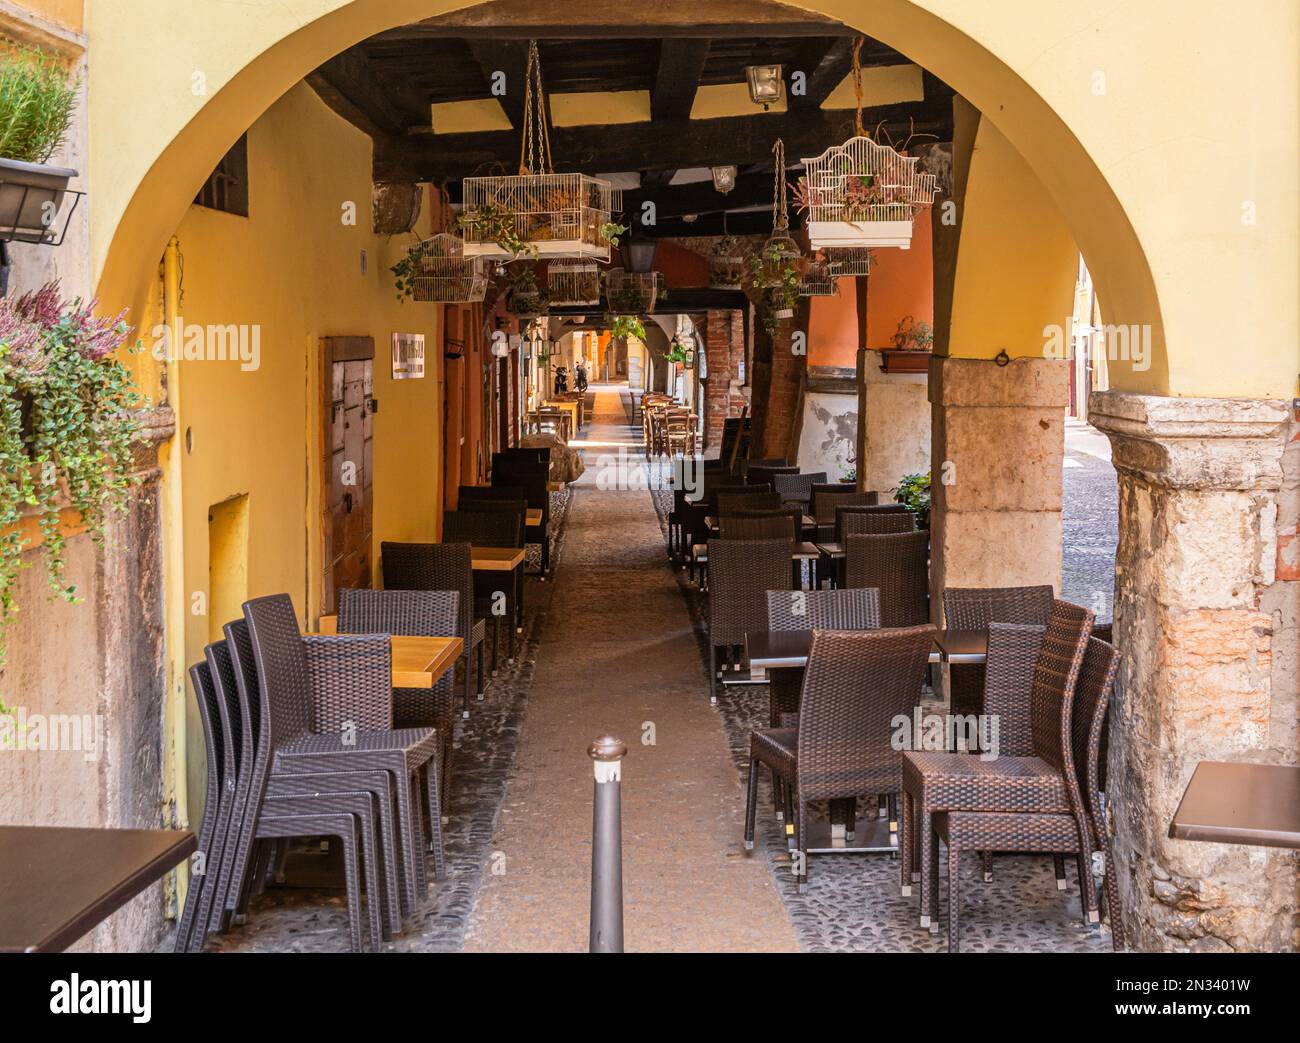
[402,233,491,303]
[547,259,601,306]
[461,173,614,261]
[709,235,748,290]
[800,136,937,250]
[605,268,662,314]
[799,259,837,298]
[823,246,873,277]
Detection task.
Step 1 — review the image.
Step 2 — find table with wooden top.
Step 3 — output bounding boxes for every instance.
[0,825,195,952]
[745,628,988,670]
[471,546,527,634]
[1169,761,1300,850]
[316,616,462,688]
[525,507,543,527]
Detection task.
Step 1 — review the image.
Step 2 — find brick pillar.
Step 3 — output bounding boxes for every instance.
[1090,391,1296,952]
[750,299,807,460]
[703,310,748,453]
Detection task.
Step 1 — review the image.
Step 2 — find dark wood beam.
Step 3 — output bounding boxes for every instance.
[651,39,709,120]
[788,37,855,110]
[641,210,791,238]
[307,51,420,140]
[623,170,775,220]
[375,101,950,181]
[466,39,530,129]
[550,287,750,317]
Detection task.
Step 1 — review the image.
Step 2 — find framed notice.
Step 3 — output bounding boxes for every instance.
[391,333,425,379]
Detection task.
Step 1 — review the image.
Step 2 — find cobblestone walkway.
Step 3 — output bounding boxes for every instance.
[464,387,797,951]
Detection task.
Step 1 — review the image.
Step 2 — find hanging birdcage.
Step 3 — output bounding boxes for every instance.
[547,259,601,306]
[751,139,803,321]
[709,235,748,290]
[460,42,614,261]
[398,233,491,303]
[823,246,873,277]
[798,259,837,298]
[799,136,937,249]
[605,268,662,314]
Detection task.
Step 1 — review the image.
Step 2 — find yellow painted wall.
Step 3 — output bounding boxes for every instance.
[3,0,82,33]
[947,118,1079,360]
[171,83,443,816]
[85,0,1300,400]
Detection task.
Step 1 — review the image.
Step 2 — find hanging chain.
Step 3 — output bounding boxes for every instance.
[771,138,789,232]
[852,36,867,139]
[519,40,555,176]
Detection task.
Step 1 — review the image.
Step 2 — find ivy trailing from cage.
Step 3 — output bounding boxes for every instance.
[0,282,144,660]
[458,198,536,259]
[608,315,646,342]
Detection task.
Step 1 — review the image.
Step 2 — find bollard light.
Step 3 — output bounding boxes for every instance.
[588,735,627,953]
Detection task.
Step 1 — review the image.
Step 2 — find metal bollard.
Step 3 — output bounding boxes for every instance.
[588,735,627,953]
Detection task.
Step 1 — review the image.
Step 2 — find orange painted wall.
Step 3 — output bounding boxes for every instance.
[808,278,860,368]
[866,209,934,349]
[654,241,709,288]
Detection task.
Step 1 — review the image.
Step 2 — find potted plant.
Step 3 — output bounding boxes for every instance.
[709,235,748,290]
[0,47,80,246]
[504,265,548,316]
[892,315,934,351]
[894,471,931,530]
[0,282,144,659]
[608,315,645,343]
[665,336,694,369]
[749,237,801,321]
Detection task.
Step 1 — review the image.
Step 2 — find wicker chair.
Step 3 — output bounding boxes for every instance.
[844,531,930,627]
[687,484,772,585]
[943,585,1055,718]
[717,511,797,542]
[816,504,912,588]
[772,471,827,509]
[442,509,523,667]
[739,457,788,482]
[705,538,793,704]
[747,464,799,491]
[491,460,552,575]
[716,490,782,515]
[811,487,878,541]
[744,625,935,890]
[382,541,485,718]
[338,588,460,820]
[900,599,1094,930]
[934,635,1122,951]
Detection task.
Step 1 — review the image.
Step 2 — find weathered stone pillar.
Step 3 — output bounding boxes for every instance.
[929,355,1069,610]
[1090,391,1296,952]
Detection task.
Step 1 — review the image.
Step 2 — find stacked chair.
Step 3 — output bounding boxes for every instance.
[489,454,551,577]
[177,593,445,953]
[444,503,525,667]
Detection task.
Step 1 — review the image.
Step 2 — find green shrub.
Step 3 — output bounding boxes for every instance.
[0,46,79,165]
[894,471,931,529]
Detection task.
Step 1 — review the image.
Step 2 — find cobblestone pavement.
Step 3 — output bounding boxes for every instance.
[464,387,797,951]
[1062,422,1118,621]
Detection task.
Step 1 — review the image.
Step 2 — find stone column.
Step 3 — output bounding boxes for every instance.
[1090,390,1297,952]
[929,355,1069,609]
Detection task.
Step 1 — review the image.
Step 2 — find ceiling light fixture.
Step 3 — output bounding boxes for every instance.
[745,64,784,109]
[711,165,738,194]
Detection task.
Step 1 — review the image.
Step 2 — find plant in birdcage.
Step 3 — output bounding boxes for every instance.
[460,42,615,260]
[751,138,804,335]
[391,232,490,303]
[797,39,938,250]
[505,265,548,316]
[798,257,837,298]
[546,259,601,306]
[823,246,873,277]
[604,268,662,314]
[709,235,748,290]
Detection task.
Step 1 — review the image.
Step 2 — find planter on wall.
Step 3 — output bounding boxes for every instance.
[878,350,931,374]
[0,158,78,245]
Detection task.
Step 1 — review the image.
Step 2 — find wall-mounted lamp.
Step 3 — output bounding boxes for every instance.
[711,165,738,194]
[745,64,784,108]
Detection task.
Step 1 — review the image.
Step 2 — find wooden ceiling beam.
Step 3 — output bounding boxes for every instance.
[465,39,530,129]
[787,36,855,110]
[306,51,427,139]
[651,39,710,121]
[375,101,950,181]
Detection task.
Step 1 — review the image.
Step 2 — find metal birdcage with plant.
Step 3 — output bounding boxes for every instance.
[546,259,601,306]
[796,39,937,250]
[709,233,748,290]
[750,138,803,324]
[460,42,617,261]
[392,232,490,303]
[798,258,837,298]
[605,268,662,314]
[823,246,873,277]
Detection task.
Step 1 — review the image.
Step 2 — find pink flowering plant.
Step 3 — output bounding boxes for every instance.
[0,281,143,650]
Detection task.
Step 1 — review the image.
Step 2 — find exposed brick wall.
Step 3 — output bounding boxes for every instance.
[703,309,747,451]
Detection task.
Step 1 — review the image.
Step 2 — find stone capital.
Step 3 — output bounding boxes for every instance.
[1089,390,1292,491]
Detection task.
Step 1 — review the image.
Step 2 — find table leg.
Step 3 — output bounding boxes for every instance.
[515,562,524,635]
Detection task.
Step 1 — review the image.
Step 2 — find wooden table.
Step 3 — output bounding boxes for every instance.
[525,507,543,527]
[472,546,527,634]
[0,826,195,952]
[315,618,462,689]
[547,480,564,493]
[1169,761,1300,849]
[745,628,988,669]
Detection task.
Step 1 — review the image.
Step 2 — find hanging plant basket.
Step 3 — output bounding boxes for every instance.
[709,235,748,290]
[798,136,937,250]
[823,246,873,277]
[546,259,601,306]
[392,232,490,303]
[605,268,662,314]
[750,233,802,320]
[798,259,837,298]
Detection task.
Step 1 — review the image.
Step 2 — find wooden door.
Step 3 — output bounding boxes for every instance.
[321,337,374,614]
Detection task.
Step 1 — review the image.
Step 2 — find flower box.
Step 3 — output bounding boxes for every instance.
[0,157,78,245]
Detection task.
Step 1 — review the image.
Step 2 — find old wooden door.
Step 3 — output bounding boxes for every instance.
[321,337,374,614]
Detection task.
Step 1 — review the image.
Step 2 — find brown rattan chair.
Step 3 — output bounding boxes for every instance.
[716,490,783,516]
[705,537,793,704]
[739,457,788,482]
[811,487,878,541]
[744,624,935,890]
[382,541,485,718]
[491,460,552,575]
[934,635,1122,951]
[338,588,460,820]
[747,463,800,490]
[717,510,797,542]
[844,530,930,627]
[900,598,1094,931]
[443,508,524,668]
[943,585,1055,719]
[772,471,827,510]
